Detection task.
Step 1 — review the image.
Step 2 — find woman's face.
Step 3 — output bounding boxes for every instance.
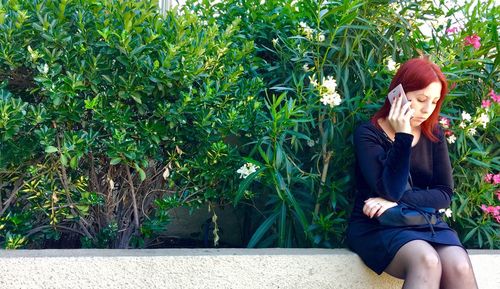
[406,81,442,127]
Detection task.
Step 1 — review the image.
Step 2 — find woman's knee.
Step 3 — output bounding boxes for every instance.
[447,259,474,277]
[415,251,441,271]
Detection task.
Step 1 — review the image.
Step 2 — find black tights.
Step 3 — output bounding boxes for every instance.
[385,240,478,289]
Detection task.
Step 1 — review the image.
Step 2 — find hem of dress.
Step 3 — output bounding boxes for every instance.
[376,239,466,275]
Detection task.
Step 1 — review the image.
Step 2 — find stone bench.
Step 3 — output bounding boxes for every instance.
[0,249,498,288]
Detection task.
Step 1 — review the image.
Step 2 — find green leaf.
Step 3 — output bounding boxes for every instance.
[463,226,478,243]
[45,146,58,153]
[131,93,142,104]
[247,211,279,248]
[60,154,68,166]
[102,75,112,83]
[70,156,78,169]
[283,186,309,235]
[135,164,146,182]
[284,130,310,140]
[279,202,286,247]
[110,158,121,165]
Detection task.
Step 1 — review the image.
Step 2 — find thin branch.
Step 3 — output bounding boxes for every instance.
[125,166,140,230]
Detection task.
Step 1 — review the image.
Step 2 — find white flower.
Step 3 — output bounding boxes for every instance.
[446,134,456,144]
[303,27,314,39]
[467,127,477,136]
[389,2,402,13]
[237,163,260,179]
[317,75,341,107]
[477,113,489,128]
[461,111,472,122]
[332,93,342,106]
[320,92,342,108]
[302,63,310,72]
[307,139,315,147]
[272,38,278,46]
[439,117,450,129]
[322,76,337,93]
[387,58,397,71]
[458,121,466,129]
[317,33,325,42]
[299,21,314,40]
[439,208,453,218]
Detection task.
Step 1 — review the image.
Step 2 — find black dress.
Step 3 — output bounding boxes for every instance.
[346,122,464,275]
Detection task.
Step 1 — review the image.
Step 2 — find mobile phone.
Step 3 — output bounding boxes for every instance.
[387,84,409,106]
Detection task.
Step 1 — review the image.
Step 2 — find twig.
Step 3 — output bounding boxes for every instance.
[314,150,332,216]
[125,166,140,230]
[0,179,23,217]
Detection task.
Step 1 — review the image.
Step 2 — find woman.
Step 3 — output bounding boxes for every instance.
[346,57,478,289]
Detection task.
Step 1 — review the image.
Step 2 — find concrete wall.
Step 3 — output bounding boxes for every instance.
[0,249,498,289]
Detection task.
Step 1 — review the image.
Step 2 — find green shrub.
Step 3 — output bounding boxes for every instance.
[0,0,262,248]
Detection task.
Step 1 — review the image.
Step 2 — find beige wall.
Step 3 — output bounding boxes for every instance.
[0,249,498,289]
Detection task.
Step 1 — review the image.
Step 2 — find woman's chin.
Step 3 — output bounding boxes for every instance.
[410,118,427,126]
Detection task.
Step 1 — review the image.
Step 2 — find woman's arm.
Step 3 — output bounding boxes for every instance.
[354,124,413,202]
[399,131,453,209]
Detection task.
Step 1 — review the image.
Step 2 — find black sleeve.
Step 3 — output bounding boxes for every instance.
[354,124,413,202]
[399,131,453,209]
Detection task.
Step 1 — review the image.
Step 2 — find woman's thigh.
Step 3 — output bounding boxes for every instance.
[384,240,440,279]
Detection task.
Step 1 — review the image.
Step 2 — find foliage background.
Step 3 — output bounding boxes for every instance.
[0,0,498,249]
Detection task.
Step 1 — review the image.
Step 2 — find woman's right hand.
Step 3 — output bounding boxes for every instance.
[363,197,398,218]
[387,94,413,134]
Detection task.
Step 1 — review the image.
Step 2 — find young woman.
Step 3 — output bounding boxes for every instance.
[346,58,478,289]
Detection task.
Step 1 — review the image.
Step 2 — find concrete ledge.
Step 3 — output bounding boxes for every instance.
[0,249,498,288]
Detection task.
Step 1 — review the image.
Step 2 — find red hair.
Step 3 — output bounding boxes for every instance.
[371,58,448,142]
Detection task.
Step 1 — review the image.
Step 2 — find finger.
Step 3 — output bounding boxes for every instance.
[391,94,402,117]
[401,102,413,119]
[363,204,372,217]
[364,199,380,207]
[404,108,414,122]
[376,203,399,217]
[375,206,387,217]
[396,95,412,117]
[401,101,412,114]
[366,202,382,218]
[363,202,378,217]
[369,205,382,218]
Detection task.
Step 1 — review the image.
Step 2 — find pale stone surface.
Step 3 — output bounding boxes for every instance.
[0,249,498,289]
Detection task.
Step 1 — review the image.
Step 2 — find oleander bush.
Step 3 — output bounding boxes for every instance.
[187,0,499,248]
[0,0,498,249]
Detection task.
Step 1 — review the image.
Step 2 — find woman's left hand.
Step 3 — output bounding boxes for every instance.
[363,197,398,218]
